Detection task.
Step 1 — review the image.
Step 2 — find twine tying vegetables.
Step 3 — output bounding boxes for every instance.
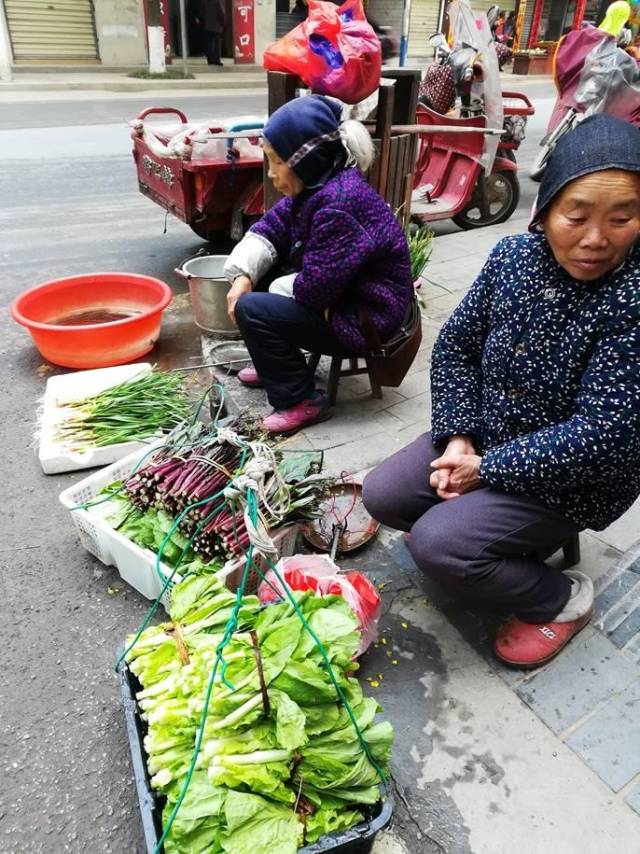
[115,404,390,853]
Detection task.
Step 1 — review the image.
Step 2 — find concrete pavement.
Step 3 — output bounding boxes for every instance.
[3,84,639,852]
[202,212,640,853]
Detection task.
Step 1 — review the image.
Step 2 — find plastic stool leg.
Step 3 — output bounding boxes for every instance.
[307,352,321,374]
[327,357,342,406]
[563,533,581,567]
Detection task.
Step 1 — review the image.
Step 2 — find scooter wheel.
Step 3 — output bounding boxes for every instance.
[451,169,520,230]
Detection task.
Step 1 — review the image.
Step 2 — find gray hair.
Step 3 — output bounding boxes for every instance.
[340,119,375,173]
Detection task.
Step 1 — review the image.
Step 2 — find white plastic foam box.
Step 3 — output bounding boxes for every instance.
[58,444,299,608]
[39,363,158,475]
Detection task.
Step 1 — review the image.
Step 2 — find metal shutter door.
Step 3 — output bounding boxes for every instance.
[5,0,99,61]
[465,1,518,19]
[366,0,404,33]
[409,0,442,56]
[520,0,536,49]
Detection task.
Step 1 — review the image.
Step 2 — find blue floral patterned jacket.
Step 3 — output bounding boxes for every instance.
[430,233,640,530]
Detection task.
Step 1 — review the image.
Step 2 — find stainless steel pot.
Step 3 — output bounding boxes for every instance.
[175,254,240,337]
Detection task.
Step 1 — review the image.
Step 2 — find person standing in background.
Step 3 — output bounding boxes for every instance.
[503,10,516,44]
[197,0,225,66]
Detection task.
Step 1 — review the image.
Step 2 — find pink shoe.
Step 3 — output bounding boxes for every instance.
[494,609,593,669]
[238,366,263,387]
[262,392,332,435]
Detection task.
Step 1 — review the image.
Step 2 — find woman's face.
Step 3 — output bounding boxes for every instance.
[263,143,304,198]
[542,169,640,281]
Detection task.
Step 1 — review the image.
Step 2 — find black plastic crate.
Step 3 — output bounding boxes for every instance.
[118,660,394,854]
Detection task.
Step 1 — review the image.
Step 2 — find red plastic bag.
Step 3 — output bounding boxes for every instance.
[258,554,381,656]
[263,0,381,105]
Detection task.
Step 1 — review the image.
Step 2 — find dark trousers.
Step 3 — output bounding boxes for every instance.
[205,32,222,64]
[234,292,353,410]
[362,433,579,623]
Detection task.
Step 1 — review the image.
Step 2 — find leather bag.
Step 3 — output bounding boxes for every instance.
[359,296,423,388]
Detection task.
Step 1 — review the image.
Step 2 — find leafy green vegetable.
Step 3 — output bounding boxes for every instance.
[304,804,364,844]
[126,583,393,851]
[221,790,303,854]
[407,224,434,281]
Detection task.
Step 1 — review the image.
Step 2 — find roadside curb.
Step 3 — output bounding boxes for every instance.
[0,75,268,94]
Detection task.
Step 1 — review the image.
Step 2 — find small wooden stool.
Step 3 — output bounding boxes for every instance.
[307,353,382,405]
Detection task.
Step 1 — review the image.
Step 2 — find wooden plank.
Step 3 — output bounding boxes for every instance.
[380,69,421,124]
[267,71,299,117]
[375,84,395,202]
[390,136,404,215]
[396,136,411,217]
[367,140,381,192]
[400,134,416,226]
[264,72,300,210]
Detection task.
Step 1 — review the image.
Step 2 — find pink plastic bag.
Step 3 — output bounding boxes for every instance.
[258,554,381,656]
[263,0,381,105]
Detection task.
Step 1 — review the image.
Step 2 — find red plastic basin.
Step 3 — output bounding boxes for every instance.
[11,272,173,369]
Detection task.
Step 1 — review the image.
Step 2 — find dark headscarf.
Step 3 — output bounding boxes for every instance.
[263,94,347,189]
[529,114,640,231]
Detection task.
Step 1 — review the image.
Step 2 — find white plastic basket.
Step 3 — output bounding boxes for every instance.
[59,444,299,608]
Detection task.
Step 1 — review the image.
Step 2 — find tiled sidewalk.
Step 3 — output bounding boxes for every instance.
[202,217,640,852]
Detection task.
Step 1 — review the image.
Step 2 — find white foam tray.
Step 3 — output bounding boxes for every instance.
[39,363,158,474]
[59,445,298,607]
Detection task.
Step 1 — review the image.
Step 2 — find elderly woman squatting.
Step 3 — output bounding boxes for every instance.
[223,94,413,435]
[363,115,640,667]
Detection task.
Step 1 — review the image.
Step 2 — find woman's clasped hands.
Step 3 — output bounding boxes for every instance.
[429,434,482,500]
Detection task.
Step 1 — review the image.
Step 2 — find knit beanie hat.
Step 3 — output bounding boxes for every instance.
[529,114,640,230]
[263,94,346,188]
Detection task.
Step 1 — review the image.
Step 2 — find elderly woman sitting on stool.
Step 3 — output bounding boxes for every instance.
[364,115,640,668]
[223,94,413,435]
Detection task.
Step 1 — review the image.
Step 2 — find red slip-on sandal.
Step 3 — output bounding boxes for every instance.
[238,366,263,387]
[494,608,593,669]
[262,392,332,435]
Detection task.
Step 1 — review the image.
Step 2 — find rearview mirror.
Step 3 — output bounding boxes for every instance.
[486,5,500,26]
[428,32,447,48]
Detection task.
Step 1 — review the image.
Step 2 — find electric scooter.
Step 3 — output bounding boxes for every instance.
[529,4,640,180]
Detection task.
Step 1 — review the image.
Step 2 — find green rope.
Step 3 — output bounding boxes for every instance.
[116,400,384,850]
[260,554,387,786]
[153,447,249,585]
[153,532,256,852]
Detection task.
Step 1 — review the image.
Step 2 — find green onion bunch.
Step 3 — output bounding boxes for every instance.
[407,224,434,281]
[57,369,190,450]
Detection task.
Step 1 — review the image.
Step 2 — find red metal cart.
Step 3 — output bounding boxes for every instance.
[130,107,265,242]
[131,88,534,239]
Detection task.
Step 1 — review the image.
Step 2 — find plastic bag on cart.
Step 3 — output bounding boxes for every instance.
[263,0,381,104]
[448,0,504,172]
[574,37,640,125]
[258,554,381,656]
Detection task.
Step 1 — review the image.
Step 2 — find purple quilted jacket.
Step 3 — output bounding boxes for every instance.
[250,167,413,353]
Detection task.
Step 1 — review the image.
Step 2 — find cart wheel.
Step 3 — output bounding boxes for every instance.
[189,222,230,245]
[451,170,520,230]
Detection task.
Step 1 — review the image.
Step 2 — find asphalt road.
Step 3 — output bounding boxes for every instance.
[0,81,556,853]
